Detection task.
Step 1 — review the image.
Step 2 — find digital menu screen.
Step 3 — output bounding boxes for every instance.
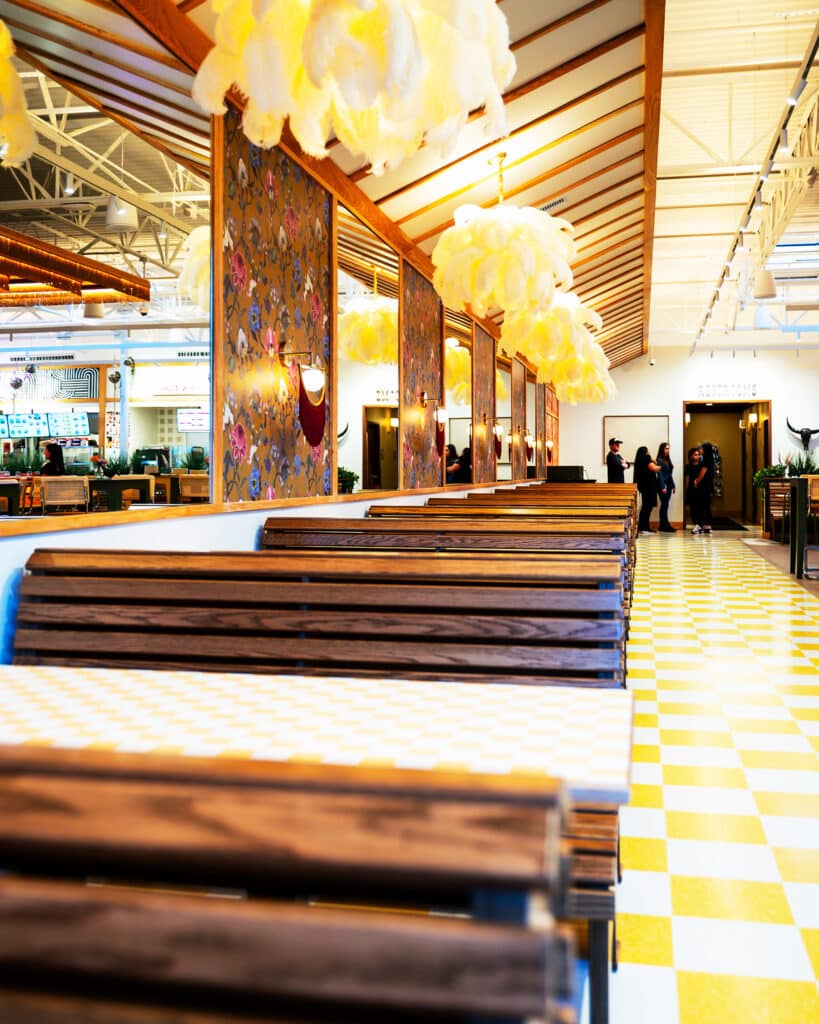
[7,412,50,438]
[0,414,7,440]
[177,408,210,432]
[47,411,90,436]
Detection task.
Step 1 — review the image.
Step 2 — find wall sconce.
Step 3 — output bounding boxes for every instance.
[389,416,399,429]
[545,438,554,462]
[524,430,534,461]
[739,418,746,431]
[280,349,326,446]
[748,411,758,428]
[418,391,446,455]
[684,411,691,426]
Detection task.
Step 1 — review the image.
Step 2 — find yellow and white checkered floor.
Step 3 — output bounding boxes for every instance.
[603,531,819,1024]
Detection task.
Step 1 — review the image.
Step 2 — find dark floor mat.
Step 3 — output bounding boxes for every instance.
[709,517,747,531]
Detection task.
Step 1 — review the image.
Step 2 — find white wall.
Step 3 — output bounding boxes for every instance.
[558,346,819,523]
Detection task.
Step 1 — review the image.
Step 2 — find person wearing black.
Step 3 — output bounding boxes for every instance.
[445,443,458,484]
[40,442,66,476]
[633,445,662,535]
[691,441,715,535]
[655,442,676,532]
[606,437,629,483]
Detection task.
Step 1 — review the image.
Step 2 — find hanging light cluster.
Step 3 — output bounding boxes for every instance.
[444,337,470,405]
[192,0,515,175]
[0,19,34,167]
[432,154,615,404]
[338,269,398,365]
[504,295,615,406]
[177,225,212,312]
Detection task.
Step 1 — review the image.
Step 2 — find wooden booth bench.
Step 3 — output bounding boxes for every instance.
[14,548,627,688]
[0,710,574,1024]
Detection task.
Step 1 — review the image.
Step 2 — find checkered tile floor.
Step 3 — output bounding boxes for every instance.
[602,531,819,1024]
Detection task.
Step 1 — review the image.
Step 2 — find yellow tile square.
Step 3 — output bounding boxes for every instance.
[662,765,747,788]
[628,784,664,809]
[775,848,819,884]
[777,685,819,697]
[671,876,793,924]
[627,668,657,679]
[616,913,673,966]
[792,707,819,721]
[810,736,819,753]
[728,717,801,734]
[632,744,661,763]
[655,679,708,691]
[666,811,767,845]
[755,791,819,818]
[739,750,819,771]
[630,689,658,701]
[660,729,735,748]
[802,928,819,978]
[659,701,722,716]
[678,972,819,1024]
[633,713,659,728]
[621,836,668,873]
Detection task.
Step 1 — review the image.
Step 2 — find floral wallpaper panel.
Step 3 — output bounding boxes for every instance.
[219,108,332,501]
[472,325,496,484]
[536,383,547,477]
[401,261,442,489]
[511,359,526,479]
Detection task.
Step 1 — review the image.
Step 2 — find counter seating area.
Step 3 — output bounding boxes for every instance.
[0,718,574,1024]
[0,472,209,514]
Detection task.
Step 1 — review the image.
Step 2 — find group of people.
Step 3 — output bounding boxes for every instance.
[445,444,472,484]
[607,437,714,536]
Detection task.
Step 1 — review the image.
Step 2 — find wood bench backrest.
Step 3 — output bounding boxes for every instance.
[0,745,572,1022]
[14,548,625,686]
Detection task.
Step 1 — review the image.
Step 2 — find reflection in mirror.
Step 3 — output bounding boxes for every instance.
[525,377,536,477]
[337,205,399,493]
[496,362,512,481]
[444,310,472,484]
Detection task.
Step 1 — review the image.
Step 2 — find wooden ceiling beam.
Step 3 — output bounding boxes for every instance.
[640,0,666,355]
[572,231,644,269]
[574,258,643,296]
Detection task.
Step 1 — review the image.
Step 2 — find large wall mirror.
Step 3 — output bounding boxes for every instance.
[525,375,537,478]
[495,360,512,481]
[444,310,472,485]
[336,205,400,493]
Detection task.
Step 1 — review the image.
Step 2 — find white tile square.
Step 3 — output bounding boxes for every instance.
[616,869,672,915]
[660,747,742,768]
[662,786,757,815]
[604,964,679,1024]
[783,882,819,928]
[745,768,819,793]
[633,726,661,745]
[630,763,664,785]
[671,917,814,980]
[762,816,819,850]
[666,839,780,882]
[656,714,730,733]
[619,806,667,839]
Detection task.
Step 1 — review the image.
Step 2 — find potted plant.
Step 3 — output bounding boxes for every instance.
[102,454,132,477]
[337,466,359,494]
[181,448,208,471]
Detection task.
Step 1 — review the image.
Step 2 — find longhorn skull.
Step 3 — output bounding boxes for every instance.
[786,418,819,452]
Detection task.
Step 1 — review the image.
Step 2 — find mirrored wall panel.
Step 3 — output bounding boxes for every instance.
[495,361,512,481]
[444,309,472,485]
[337,204,399,493]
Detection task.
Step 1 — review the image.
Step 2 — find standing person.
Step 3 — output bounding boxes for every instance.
[633,445,662,535]
[40,442,66,476]
[655,442,676,532]
[693,441,715,535]
[606,437,629,483]
[686,446,706,534]
[445,443,458,483]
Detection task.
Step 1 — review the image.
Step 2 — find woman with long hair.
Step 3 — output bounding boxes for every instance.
[40,441,66,476]
[633,445,662,535]
[655,442,676,532]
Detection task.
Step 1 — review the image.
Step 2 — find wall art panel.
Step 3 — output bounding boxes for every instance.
[472,325,496,484]
[220,109,332,501]
[401,261,442,489]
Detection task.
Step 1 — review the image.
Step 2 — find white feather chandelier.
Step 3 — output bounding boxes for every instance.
[431,154,576,318]
[177,225,212,312]
[0,19,35,168]
[503,295,615,405]
[444,337,470,405]
[339,292,398,364]
[192,0,515,175]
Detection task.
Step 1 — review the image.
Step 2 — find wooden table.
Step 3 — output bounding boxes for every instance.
[87,474,154,511]
[0,665,633,804]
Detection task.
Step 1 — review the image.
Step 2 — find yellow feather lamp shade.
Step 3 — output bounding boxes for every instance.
[338,294,398,365]
[192,0,515,175]
[0,19,35,167]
